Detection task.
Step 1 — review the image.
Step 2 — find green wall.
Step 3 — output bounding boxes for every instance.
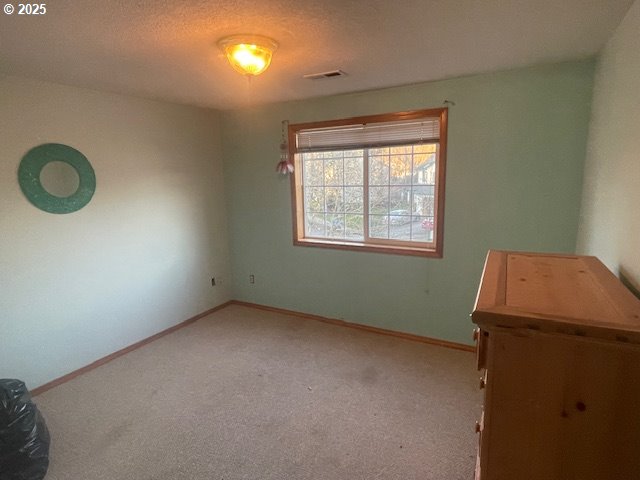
[222,60,595,345]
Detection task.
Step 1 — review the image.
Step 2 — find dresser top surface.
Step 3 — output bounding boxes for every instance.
[472,250,640,342]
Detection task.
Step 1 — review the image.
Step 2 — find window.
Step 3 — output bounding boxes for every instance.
[289,108,447,257]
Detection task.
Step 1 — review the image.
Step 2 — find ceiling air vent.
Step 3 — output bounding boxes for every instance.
[303,70,347,80]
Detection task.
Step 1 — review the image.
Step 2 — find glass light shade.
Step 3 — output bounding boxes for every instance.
[218,35,278,76]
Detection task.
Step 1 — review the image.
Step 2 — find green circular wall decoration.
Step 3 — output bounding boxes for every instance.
[18,143,96,214]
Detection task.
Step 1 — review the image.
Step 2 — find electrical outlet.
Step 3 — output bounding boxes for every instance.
[249,274,255,284]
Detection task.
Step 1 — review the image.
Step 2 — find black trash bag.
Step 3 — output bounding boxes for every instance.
[0,379,50,480]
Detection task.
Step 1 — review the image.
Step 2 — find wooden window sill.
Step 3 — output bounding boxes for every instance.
[294,237,443,258]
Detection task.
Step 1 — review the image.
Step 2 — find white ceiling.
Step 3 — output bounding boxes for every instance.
[0,0,633,110]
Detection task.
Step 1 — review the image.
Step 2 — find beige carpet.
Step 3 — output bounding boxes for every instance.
[35,304,482,479]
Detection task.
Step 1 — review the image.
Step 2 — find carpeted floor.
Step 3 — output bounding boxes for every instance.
[35,304,482,479]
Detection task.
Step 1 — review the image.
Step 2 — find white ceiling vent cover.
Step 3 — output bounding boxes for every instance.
[303,70,347,80]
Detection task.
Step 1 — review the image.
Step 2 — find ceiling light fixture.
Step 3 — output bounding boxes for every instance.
[218,34,278,76]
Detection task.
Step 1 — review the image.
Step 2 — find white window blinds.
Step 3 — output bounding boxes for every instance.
[295,117,440,153]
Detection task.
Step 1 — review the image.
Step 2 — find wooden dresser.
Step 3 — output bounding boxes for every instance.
[471,250,640,480]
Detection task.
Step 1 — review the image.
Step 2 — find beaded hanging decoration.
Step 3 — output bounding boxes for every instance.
[276,120,294,174]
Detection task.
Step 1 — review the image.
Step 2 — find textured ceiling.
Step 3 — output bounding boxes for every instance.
[0,0,633,110]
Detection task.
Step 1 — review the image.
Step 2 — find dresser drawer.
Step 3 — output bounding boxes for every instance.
[474,327,488,370]
[475,409,485,480]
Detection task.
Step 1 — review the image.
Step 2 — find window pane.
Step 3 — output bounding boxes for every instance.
[305,213,326,237]
[345,214,364,240]
[325,187,343,213]
[390,154,412,185]
[344,187,363,213]
[413,152,437,185]
[344,149,364,157]
[326,214,344,238]
[369,214,389,239]
[390,218,413,241]
[414,144,437,154]
[369,155,389,185]
[390,145,413,155]
[411,216,434,242]
[369,186,389,215]
[412,193,434,217]
[302,150,366,242]
[389,206,411,240]
[344,157,363,186]
[390,186,411,212]
[324,158,343,186]
[304,159,324,186]
[304,187,325,213]
[304,147,437,246]
[370,147,389,156]
[412,185,435,206]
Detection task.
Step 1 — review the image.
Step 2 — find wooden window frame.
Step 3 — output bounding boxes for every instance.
[289,107,447,258]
